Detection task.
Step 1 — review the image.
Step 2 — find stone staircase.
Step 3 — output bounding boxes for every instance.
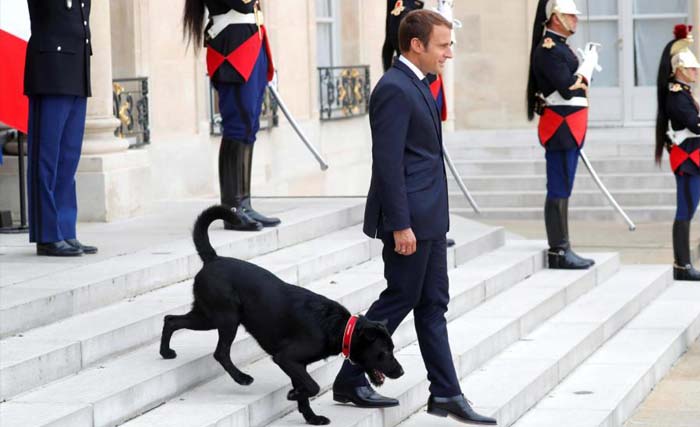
[445,127,681,222]
[1,198,699,427]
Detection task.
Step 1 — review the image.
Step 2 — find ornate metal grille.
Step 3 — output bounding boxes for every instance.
[209,83,279,136]
[112,77,150,148]
[318,65,370,121]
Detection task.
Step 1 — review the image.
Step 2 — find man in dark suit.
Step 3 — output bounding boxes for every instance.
[332,9,496,425]
[24,0,97,256]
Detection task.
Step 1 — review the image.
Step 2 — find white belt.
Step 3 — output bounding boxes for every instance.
[207,9,260,40]
[667,125,700,145]
[545,92,589,108]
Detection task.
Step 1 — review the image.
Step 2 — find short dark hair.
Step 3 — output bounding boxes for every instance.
[398,9,452,54]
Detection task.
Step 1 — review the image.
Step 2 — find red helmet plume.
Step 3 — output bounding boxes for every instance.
[674,24,692,40]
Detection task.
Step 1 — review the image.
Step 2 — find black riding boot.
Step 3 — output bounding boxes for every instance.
[219,139,263,231]
[239,143,281,227]
[562,198,595,266]
[545,198,594,269]
[672,220,700,281]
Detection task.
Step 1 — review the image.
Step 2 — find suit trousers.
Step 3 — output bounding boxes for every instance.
[27,95,87,243]
[335,235,462,397]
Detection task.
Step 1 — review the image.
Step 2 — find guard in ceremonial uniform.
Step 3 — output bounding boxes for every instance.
[655,25,700,281]
[527,0,600,269]
[382,0,424,72]
[24,0,97,257]
[183,0,279,231]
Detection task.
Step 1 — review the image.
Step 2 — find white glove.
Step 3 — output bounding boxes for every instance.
[576,42,602,82]
[435,0,462,45]
[436,0,454,22]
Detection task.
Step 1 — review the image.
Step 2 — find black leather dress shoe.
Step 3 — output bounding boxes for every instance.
[65,239,98,254]
[447,238,456,248]
[427,394,497,425]
[332,384,399,408]
[37,241,83,257]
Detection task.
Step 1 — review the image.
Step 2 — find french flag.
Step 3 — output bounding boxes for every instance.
[0,3,30,164]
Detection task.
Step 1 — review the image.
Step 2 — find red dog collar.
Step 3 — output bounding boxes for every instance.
[342,315,359,360]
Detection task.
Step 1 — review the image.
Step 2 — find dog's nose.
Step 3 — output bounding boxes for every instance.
[396,366,404,377]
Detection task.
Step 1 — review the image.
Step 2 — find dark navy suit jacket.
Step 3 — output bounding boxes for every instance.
[363,59,449,241]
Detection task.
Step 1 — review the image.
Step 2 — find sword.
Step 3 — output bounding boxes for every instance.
[267,76,329,171]
[443,144,481,214]
[579,150,636,231]
[577,5,632,229]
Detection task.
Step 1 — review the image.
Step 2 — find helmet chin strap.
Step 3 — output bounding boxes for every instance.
[678,67,697,84]
[554,11,575,34]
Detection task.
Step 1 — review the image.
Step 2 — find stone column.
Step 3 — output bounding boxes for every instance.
[82,0,129,154]
[72,0,150,221]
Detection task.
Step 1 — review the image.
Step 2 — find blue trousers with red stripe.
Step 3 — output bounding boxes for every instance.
[675,174,700,221]
[27,95,87,243]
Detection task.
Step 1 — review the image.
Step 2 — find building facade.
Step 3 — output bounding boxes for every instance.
[1,0,699,222]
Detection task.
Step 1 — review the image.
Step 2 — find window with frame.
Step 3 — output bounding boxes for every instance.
[316,0,340,67]
[633,0,689,86]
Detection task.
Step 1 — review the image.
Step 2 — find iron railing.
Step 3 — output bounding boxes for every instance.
[318,65,370,121]
[112,77,150,148]
[209,83,279,136]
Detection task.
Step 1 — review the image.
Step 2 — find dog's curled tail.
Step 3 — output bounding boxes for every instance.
[192,205,236,263]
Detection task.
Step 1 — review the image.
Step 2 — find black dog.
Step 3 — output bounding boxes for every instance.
[160,206,404,425]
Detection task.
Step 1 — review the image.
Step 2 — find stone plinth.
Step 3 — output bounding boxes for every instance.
[0,149,150,222]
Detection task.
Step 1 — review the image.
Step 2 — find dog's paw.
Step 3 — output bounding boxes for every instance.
[160,348,177,359]
[306,415,330,425]
[234,373,254,386]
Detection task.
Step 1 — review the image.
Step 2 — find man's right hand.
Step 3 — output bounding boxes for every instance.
[393,228,417,256]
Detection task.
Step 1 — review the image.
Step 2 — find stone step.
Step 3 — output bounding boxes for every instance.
[396,265,673,427]
[0,217,506,427]
[116,240,547,427]
[449,189,677,209]
[0,224,378,401]
[0,201,365,338]
[447,173,673,193]
[454,206,678,223]
[444,142,654,160]
[453,158,663,176]
[511,282,700,427]
[262,253,619,427]
[444,127,654,147]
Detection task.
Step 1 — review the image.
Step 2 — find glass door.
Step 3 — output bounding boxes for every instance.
[570,0,623,124]
[627,0,689,122]
[572,0,691,126]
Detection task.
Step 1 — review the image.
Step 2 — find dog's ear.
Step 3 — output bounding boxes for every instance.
[360,326,378,341]
[360,321,391,341]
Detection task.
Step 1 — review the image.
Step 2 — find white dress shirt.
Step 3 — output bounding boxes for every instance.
[398,55,426,81]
